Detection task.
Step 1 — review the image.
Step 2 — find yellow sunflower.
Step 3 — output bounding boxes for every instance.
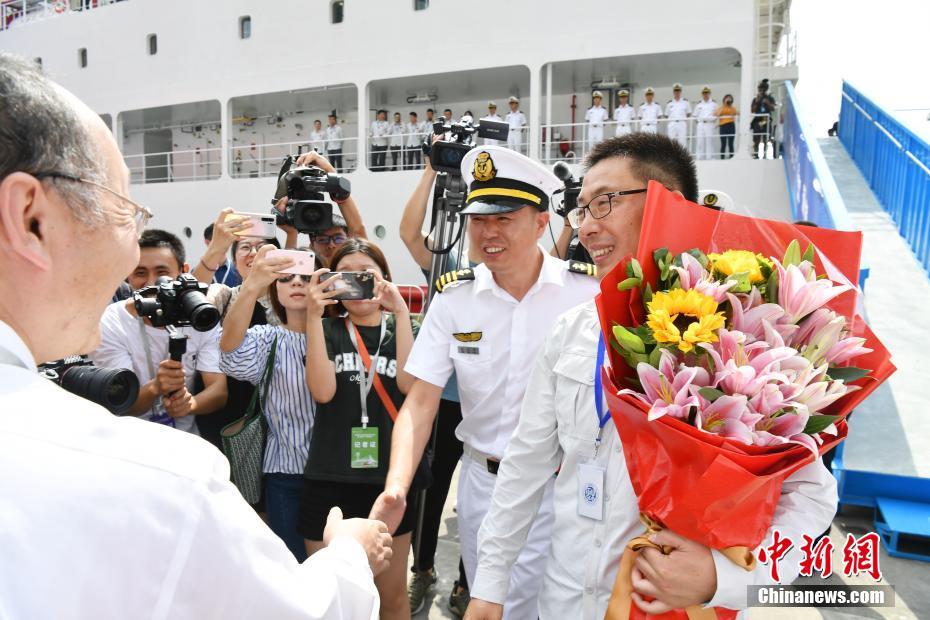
[707,250,773,284]
[646,289,725,353]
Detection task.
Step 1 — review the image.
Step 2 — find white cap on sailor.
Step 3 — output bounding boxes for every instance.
[459,145,562,215]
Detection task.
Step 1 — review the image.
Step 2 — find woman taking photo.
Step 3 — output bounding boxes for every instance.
[717,93,738,159]
[299,238,422,620]
[219,246,316,561]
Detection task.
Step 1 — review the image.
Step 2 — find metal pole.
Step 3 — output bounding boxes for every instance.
[545,62,553,165]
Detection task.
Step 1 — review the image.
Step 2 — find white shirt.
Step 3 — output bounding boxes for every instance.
[404,249,600,458]
[665,98,692,120]
[639,101,662,123]
[370,119,390,147]
[472,301,839,618]
[612,104,636,123]
[505,110,527,132]
[325,124,344,151]
[694,99,718,123]
[389,122,405,148]
[308,129,326,152]
[406,122,422,147]
[585,105,609,127]
[0,320,379,619]
[91,301,222,435]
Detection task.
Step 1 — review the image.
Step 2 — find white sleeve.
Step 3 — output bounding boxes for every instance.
[194,325,222,374]
[705,459,838,610]
[402,292,456,389]
[471,320,565,604]
[171,453,379,619]
[90,306,134,373]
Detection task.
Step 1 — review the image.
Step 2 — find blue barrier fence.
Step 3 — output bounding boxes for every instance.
[782,82,852,231]
[840,81,930,275]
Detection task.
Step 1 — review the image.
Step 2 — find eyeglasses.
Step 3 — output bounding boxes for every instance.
[567,188,648,229]
[235,241,272,255]
[277,273,312,283]
[34,172,153,232]
[310,233,348,246]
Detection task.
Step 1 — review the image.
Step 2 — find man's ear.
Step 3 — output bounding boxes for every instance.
[0,172,54,271]
[535,210,551,238]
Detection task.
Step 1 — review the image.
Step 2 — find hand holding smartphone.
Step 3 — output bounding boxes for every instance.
[265,249,317,275]
[225,212,277,239]
[320,271,376,300]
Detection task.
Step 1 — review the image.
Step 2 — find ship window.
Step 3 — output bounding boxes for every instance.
[78,48,87,68]
[239,16,251,39]
[414,0,428,9]
[331,1,344,24]
[147,34,157,55]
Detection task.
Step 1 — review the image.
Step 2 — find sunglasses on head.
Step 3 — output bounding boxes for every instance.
[276,273,312,283]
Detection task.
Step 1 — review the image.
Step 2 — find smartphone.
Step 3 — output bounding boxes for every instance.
[320,271,376,300]
[266,249,316,275]
[226,211,277,239]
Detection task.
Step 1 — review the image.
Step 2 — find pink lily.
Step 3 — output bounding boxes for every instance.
[774,261,852,324]
[726,292,785,341]
[620,349,704,421]
[826,337,872,365]
[672,253,737,302]
[695,394,757,444]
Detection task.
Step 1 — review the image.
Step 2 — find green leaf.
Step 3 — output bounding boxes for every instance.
[782,240,801,267]
[730,271,752,293]
[626,261,635,278]
[618,277,641,292]
[613,325,646,354]
[804,414,840,435]
[827,366,870,383]
[631,258,643,280]
[758,257,773,281]
[698,387,725,402]
[643,283,654,304]
[765,270,779,304]
[653,247,669,269]
[802,243,816,264]
[648,345,663,367]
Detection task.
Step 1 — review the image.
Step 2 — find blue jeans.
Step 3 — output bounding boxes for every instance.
[265,473,308,562]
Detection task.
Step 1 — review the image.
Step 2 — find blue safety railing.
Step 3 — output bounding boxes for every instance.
[840,81,930,275]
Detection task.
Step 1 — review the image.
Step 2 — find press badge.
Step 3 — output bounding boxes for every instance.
[577,462,605,520]
[350,427,379,469]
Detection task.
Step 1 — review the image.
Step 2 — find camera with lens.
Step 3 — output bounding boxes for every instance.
[272,156,352,233]
[552,161,583,218]
[39,356,140,415]
[133,274,220,332]
[423,116,509,175]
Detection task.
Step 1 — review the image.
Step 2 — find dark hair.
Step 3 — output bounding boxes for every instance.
[327,239,391,316]
[394,111,401,119]
[0,53,106,222]
[229,235,280,261]
[443,108,452,114]
[313,118,322,124]
[328,113,337,119]
[203,223,214,241]
[426,108,434,114]
[267,247,323,323]
[584,133,699,203]
[723,94,734,104]
[410,111,418,118]
[139,229,186,270]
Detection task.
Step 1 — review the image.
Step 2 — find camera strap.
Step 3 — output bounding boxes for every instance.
[137,317,175,428]
[345,314,395,427]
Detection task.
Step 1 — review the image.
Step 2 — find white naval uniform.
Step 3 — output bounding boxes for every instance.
[324,124,344,153]
[585,105,609,150]
[693,98,718,160]
[308,129,326,153]
[505,110,527,152]
[612,104,636,137]
[638,101,662,133]
[369,119,390,148]
[481,113,504,145]
[403,250,599,620]
[0,321,379,619]
[665,98,692,147]
[405,122,422,149]
[472,301,840,619]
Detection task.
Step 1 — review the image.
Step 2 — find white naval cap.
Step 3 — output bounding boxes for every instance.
[644,86,655,95]
[673,82,683,90]
[702,85,711,94]
[592,90,603,99]
[488,100,497,108]
[460,145,562,215]
[508,96,520,104]
[618,89,630,97]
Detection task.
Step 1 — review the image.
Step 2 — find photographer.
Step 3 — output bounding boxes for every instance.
[293,150,368,266]
[92,229,227,434]
[0,53,386,618]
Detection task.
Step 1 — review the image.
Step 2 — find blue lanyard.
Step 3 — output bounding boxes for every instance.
[594,333,611,455]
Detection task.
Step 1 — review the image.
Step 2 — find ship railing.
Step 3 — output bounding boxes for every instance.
[124,146,222,184]
[229,136,360,178]
[1,0,122,31]
[366,130,430,171]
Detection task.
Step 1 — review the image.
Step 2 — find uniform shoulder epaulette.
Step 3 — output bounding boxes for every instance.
[435,268,475,293]
[567,260,597,278]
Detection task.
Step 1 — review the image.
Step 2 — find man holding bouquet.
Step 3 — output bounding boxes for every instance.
[466,134,839,619]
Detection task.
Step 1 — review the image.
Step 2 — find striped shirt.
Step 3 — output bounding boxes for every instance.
[220,324,315,475]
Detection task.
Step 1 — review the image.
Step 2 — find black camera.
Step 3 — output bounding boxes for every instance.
[39,356,139,415]
[423,117,509,175]
[272,157,352,233]
[133,274,220,332]
[552,161,583,218]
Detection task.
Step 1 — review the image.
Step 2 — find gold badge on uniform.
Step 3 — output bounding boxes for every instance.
[472,151,497,182]
[453,332,483,343]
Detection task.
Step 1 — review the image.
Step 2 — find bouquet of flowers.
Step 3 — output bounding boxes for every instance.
[600,182,895,620]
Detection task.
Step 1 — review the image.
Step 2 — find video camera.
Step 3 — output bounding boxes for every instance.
[423,116,509,175]
[552,161,583,218]
[133,274,220,333]
[272,156,352,233]
[39,356,139,415]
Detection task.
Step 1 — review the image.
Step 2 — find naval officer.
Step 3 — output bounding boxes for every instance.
[585,90,609,152]
[693,86,718,160]
[370,145,599,619]
[638,87,661,134]
[665,83,691,149]
[612,89,636,137]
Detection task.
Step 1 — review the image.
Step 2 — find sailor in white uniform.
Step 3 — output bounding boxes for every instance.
[585,90,609,152]
[665,82,692,149]
[481,101,504,146]
[505,96,527,153]
[370,146,599,619]
[638,87,661,134]
[308,119,326,153]
[693,85,718,160]
[612,89,636,137]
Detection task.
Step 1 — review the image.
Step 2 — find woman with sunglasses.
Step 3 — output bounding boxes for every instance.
[299,238,425,620]
[219,246,321,561]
